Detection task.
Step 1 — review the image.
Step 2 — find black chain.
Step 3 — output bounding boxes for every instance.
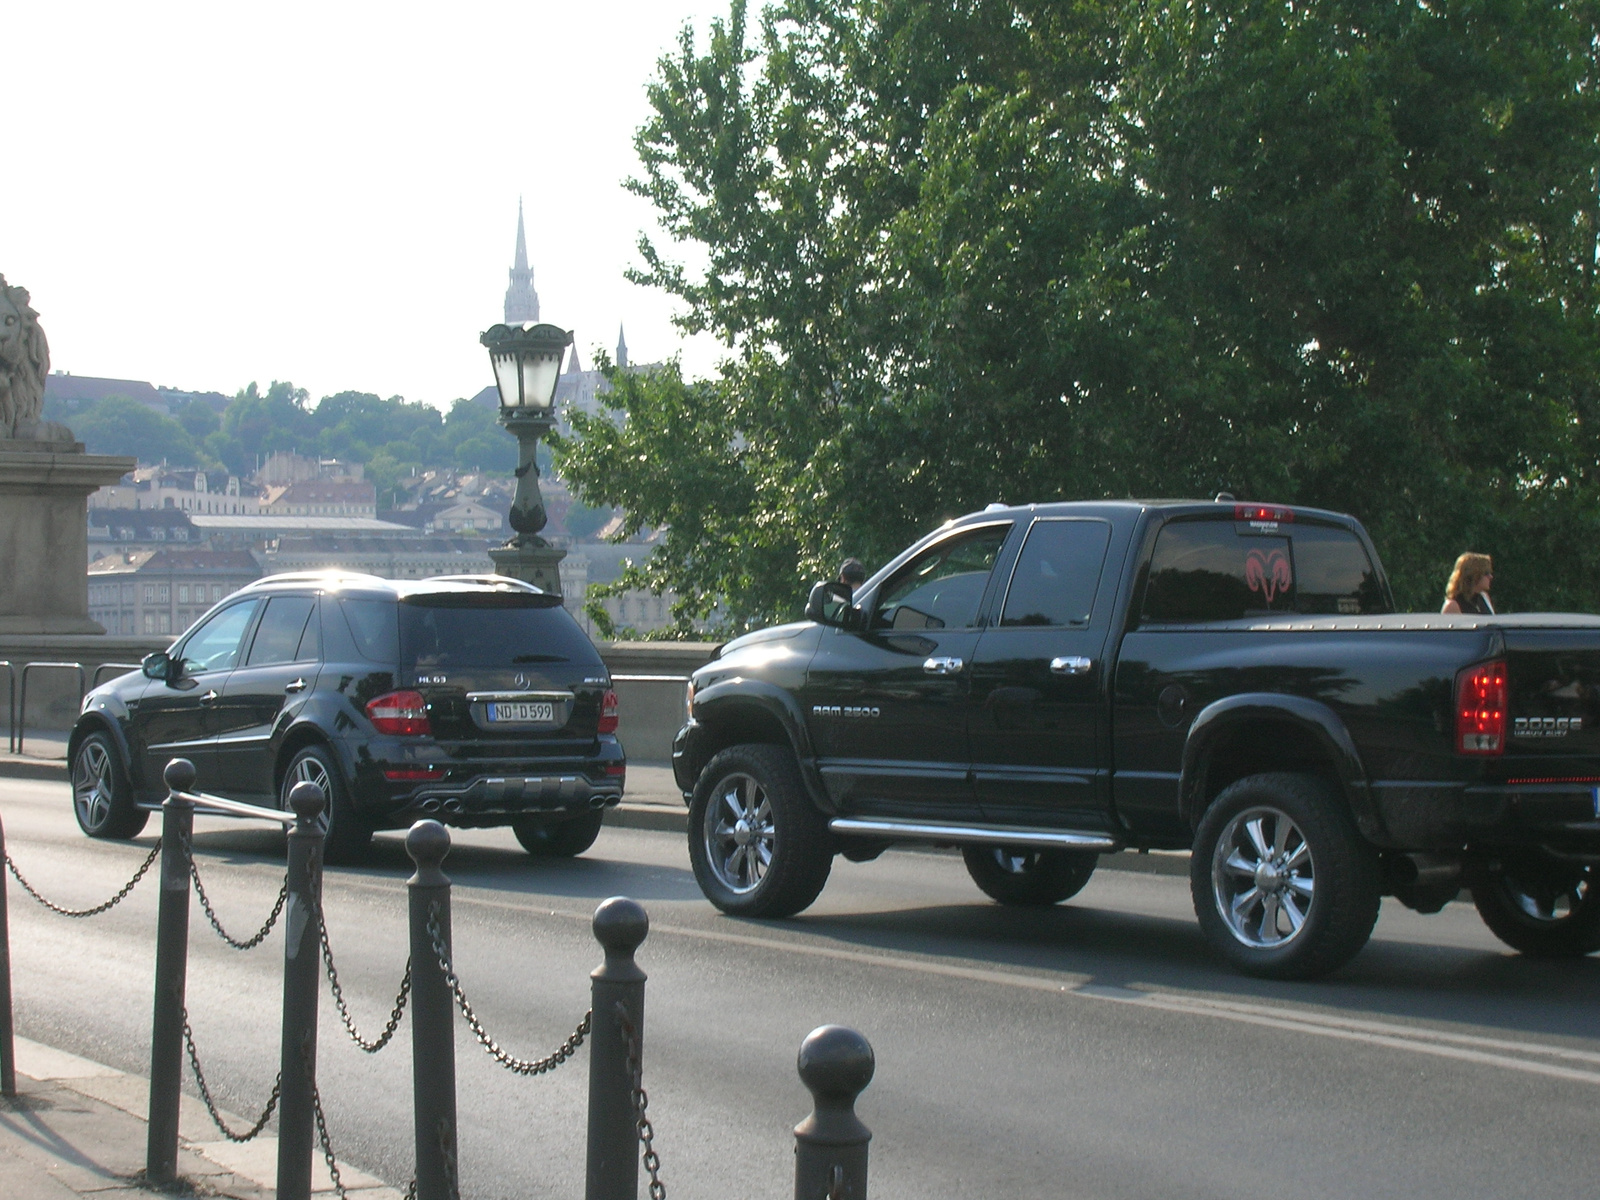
[306,1052,349,1200]
[181,1007,281,1142]
[189,851,289,950]
[617,1002,666,1200]
[320,915,412,1053]
[426,902,591,1075]
[5,841,162,917]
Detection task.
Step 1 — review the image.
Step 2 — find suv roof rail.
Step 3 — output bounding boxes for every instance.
[250,570,391,587]
[423,574,545,592]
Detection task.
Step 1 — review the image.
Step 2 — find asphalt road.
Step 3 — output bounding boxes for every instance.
[4,777,1599,1200]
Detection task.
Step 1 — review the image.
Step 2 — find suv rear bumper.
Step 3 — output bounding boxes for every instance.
[340,732,626,829]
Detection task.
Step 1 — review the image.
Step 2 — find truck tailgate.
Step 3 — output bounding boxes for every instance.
[1503,628,1600,767]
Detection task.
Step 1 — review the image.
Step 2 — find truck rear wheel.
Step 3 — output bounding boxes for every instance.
[1191,772,1380,980]
[962,846,1098,906]
[689,744,833,918]
[1470,857,1600,957]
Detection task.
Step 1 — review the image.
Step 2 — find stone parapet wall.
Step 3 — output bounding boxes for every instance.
[0,635,719,765]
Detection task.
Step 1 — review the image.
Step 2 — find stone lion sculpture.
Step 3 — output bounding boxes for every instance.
[0,275,74,443]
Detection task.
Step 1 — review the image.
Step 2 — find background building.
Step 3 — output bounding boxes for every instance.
[87,549,261,636]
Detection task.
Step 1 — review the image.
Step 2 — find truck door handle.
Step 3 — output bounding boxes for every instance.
[199,689,219,705]
[923,656,964,676]
[284,678,307,694]
[1050,656,1093,676]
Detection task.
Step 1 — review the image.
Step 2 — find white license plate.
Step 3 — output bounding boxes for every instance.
[487,701,554,724]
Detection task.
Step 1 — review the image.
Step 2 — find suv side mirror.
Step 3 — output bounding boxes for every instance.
[805,580,857,628]
[142,650,175,682]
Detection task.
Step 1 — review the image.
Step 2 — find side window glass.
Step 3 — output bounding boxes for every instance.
[874,526,1009,631]
[178,601,260,675]
[245,597,316,667]
[340,598,399,663]
[295,604,322,662]
[1000,519,1113,627]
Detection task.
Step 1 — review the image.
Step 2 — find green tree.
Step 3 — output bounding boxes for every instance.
[75,396,202,465]
[555,0,1600,631]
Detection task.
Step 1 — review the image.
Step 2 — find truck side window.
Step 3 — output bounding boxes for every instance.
[1143,518,1387,622]
[874,525,1010,631]
[1000,519,1113,627]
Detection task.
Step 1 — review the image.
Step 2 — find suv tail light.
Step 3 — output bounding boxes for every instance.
[599,688,619,734]
[1456,660,1507,755]
[367,690,431,737]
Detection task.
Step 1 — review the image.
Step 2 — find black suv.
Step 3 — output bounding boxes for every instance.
[69,572,624,861]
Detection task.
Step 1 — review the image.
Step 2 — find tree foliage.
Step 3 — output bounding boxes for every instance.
[554,0,1600,632]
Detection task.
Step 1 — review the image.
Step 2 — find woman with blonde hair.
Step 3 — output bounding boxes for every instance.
[1442,552,1495,614]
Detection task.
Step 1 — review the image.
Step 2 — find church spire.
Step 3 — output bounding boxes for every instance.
[616,324,629,369]
[504,198,539,325]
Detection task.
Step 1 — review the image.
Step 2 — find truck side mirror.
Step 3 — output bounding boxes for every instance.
[805,580,856,627]
[142,650,174,682]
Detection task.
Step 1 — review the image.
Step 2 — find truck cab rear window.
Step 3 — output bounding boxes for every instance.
[1142,519,1388,623]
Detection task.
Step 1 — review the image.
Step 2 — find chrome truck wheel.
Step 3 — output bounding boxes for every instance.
[71,731,147,840]
[1191,773,1380,980]
[688,744,833,918]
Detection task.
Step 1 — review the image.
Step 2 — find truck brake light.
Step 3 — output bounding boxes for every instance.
[1456,660,1507,755]
[598,688,619,734]
[1234,504,1295,524]
[367,690,431,737]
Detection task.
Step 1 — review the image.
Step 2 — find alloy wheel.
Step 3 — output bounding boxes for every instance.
[702,772,774,894]
[1211,805,1316,948]
[73,740,115,832]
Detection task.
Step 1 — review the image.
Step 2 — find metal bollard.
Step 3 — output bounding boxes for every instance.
[277,781,327,1200]
[407,820,458,1200]
[586,896,649,1200]
[146,759,197,1185]
[793,1025,875,1200]
[0,814,14,1097]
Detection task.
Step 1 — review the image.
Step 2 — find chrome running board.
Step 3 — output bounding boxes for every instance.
[829,817,1119,852]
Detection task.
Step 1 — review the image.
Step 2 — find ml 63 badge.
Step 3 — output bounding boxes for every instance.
[1513,716,1583,738]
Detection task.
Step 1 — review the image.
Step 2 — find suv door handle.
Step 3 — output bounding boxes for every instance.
[199,689,219,705]
[1050,656,1093,676]
[284,678,308,694]
[923,656,964,676]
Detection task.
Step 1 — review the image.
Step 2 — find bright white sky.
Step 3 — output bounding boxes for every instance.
[3,1,734,409]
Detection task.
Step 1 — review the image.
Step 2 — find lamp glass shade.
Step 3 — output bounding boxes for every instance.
[517,350,563,410]
[481,323,572,410]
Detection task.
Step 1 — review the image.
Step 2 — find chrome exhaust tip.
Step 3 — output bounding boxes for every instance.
[443,798,464,814]
[420,798,442,814]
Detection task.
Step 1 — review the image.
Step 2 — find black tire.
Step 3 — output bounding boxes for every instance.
[280,744,371,864]
[688,743,834,917]
[513,809,605,858]
[70,730,148,840]
[1190,772,1381,980]
[962,845,1098,906]
[1470,855,1600,957]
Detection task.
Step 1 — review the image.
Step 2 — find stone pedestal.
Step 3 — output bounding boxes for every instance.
[0,446,136,634]
[488,539,567,598]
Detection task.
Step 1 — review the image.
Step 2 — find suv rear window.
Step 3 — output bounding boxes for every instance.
[400,594,602,669]
[1142,518,1388,623]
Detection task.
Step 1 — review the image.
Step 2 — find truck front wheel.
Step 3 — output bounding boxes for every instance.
[1471,856,1600,957]
[689,744,833,918]
[1191,773,1381,980]
[962,846,1098,906]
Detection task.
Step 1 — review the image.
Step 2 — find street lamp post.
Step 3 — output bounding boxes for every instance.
[480,321,574,597]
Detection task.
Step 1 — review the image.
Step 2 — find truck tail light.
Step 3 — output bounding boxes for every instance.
[598,688,619,734]
[1456,660,1507,755]
[1234,504,1294,524]
[367,690,431,737]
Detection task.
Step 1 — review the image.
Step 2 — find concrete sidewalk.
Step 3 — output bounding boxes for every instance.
[0,1037,401,1200]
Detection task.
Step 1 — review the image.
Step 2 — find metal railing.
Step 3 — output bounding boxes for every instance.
[92,661,144,689]
[15,662,85,754]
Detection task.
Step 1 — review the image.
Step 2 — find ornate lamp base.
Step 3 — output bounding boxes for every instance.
[488,539,567,599]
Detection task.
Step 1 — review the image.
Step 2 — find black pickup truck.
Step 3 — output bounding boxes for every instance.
[672,499,1600,978]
